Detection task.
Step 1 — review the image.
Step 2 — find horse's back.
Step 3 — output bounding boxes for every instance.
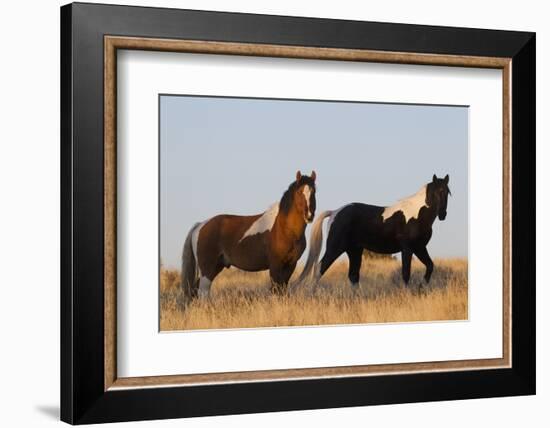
[327,203,382,241]
[333,203,385,226]
[348,202,385,217]
[197,212,270,272]
[330,203,402,253]
[200,213,262,246]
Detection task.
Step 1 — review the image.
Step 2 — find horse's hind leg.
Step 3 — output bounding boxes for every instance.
[190,278,200,299]
[346,247,363,289]
[197,277,213,298]
[198,259,224,299]
[414,246,434,284]
[319,246,344,278]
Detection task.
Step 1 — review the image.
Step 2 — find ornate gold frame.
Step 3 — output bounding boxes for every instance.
[104,36,512,391]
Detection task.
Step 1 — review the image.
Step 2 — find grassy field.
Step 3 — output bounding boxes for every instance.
[160,257,468,331]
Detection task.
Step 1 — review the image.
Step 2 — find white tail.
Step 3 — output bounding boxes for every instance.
[297,210,333,284]
[180,222,201,304]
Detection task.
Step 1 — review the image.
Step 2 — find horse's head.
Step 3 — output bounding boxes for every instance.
[427,174,451,221]
[292,170,317,223]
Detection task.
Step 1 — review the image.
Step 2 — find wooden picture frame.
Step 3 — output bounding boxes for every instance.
[61,2,535,424]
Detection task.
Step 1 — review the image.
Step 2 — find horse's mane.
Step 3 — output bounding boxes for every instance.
[279,175,316,214]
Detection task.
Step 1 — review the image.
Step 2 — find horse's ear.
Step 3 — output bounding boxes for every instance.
[444,174,449,184]
[432,174,437,182]
[311,170,316,182]
[296,170,302,183]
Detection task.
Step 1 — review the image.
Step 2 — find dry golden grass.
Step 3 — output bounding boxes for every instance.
[160,257,468,331]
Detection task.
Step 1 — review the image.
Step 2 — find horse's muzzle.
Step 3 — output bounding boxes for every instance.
[439,211,447,220]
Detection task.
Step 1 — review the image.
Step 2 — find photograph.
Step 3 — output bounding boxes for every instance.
[55,2,536,424]
[159,94,468,331]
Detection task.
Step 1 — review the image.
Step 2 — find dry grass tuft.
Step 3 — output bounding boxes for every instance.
[160,257,468,331]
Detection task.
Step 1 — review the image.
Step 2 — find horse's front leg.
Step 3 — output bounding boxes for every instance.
[269,262,295,295]
[346,247,363,289]
[400,246,413,286]
[414,246,434,284]
[269,279,287,295]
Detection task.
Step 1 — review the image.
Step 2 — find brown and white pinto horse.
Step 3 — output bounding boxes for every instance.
[181,171,317,302]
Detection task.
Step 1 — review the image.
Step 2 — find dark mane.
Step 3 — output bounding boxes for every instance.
[279,175,316,214]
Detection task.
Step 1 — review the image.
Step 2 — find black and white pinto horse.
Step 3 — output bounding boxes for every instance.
[299,175,451,287]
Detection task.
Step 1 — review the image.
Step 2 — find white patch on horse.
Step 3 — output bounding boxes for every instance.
[191,220,208,275]
[303,185,312,218]
[239,203,279,242]
[382,185,427,223]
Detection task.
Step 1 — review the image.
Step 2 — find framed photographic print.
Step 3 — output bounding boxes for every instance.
[61,2,535,424]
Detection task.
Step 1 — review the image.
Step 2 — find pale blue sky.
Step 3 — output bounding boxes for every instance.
[160,95,468,268]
